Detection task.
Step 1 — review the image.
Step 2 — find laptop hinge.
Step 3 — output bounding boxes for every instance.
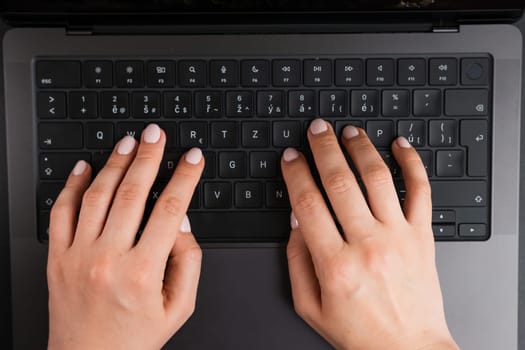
[432,20,459,33]
[66,28,93,35]
[432,27,459,33]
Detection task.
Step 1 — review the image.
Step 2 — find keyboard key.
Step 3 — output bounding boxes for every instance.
[37,92,66,119]
[430,181,487,207]
[335,59,363,86]
[164,92,191,118]
[219,152,246,178]
[242,122,269,148]
[266,182,289,208]
[432,225,455,238]
[158,152,182,179]
[202,151,216,179]
[273,121,301,148]
[366,121,394,148]
[351,90,379,117]
[241,60,269,87]
[461,58,490,85]
[429,120,457,147]
[335,121,362,139]
[432,210,456,223]
[288,90,315,117]
[86,123,114,149]
[132,92,161,118]
[204,182,232,209]
[250,152,278,178]
[83,61,113,88]
[418,150,433,176]
[189,185,201,209]
[366,59,394,86]
[226,91,253,117]
[40,153,90,180]
[397,120,425,147]
[436,150,464,177]
[382,90,409,117]
[180,122,207,147]
[92,152,111,174]
[101,92,129,118]
[211,122,238,148]
[69,92,98,119]
[115,61,144,88]
[116,122,144,141]
[273,60,301,86]
[38,183,64,210]
[460,120,488,177]
[158,122,177,148]
[195,91,222,118]
[210,60,239,87]
[398,58,426,85]
[413,90,441,116]
[303,59,332,86]
[257,91,284,117]
[39,123,83,149]
[319,90,346,117]
[146,61,175,87]
[179,60,206,87]
[235,182,263,208]
[36,60,81,88]
[38,211,50,242]
[379,151,401,178]
[429,58,457,85]
[445,89,489,116]
[459,224,487,238]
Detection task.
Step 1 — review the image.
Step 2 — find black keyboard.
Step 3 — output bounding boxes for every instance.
[35,56,491,243]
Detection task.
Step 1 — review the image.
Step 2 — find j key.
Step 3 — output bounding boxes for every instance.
[273,60,301,87]
[413,90,441,116]
[460,120,488,177]
[445,89,489,116]
[379,152,401,178]
[179,60,206,87]
[146,61,175,87]
[211,122,238,148]
[210,60,239,87]
[37,92,66,119]
[266,182,290,208]
[36,60,81,88]
[367,59,394,86]
[101,92,129,118]
[86,123,114,149]
[461,58,490,85]
[180,122,208,147]
[418,150,433,176]
[366,121,395,148]
[219,152,246,178]
[429,120,457,147]
[116,122,144,141]
[83,61,113,88]
[38,183,64,210]
[304,59,332,86]
[250,152,278,178]
[115,61,144,88]
[432,225,455,238]
[226,91,253,117]
[202,151,216,179]
[431,181,487,207]
[241,60,269,87]
[257,91,284,117]
[204,182,232,209]
[429,58,458,85]
[289,90,315,117]
[158,152,183,179]
[398,58,426,85]
[195,91,222,118]
[69,92,98,119]
[235,182,263,208]
[335,59,363,86]
[39,123,83,149]
[40,153,90,179]
[351,90,379,117]
[164,92,191,118]
[432,210,456,223]
[273,121,301,148]
[397,120,425,147]
[382,90,409,117]
[320,90,346,117]
[132,92,161,118]
[436,150,464,177]
[242,122,269,148]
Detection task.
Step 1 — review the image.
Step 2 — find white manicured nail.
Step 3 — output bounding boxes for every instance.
[180,215,192,233]
[290,212,299,229]
[185,148,203,165]
[72,160,87,176]
[117,136,137,155]
[143,123,161,144]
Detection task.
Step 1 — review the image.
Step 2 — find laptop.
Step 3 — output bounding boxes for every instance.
[1,1,523,349]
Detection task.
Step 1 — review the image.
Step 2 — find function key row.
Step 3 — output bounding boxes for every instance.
[36,57,490,89]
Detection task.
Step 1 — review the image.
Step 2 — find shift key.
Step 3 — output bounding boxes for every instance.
[431,181,487,207]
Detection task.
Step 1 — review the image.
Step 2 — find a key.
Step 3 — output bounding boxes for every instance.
[86,123,114,149]
[101,92,129,118]
[460,120,488,176]
[69,92,98,119]
[335,59,363,86]
[210,60,239,87]
[257,91,284,117]
[235,182,263,208]
[289,90,315,117]
[39,123,83,149]
[366,121,394,148]
[178,60,206,87]
[272,60,301,86]
[241,60,269,87]
[429,120,457,147]
[397,120,425,147]
[83,61,113,88]
[132,92,161,118]
[445,89,489,116]
[242,122,269,148]
[273,121,301,148]
[115,61,144,88]
[413,90,441,116]
[351,90,379,117]
[146,61,175,87]
[164,92,191,118]
[116,122,144,141]
[266,182,290,208]
[211,122,238,148]
[250,152,278,178]
[37,92,66,119]
[319,90,346,117]
[195,91,222,118]
[36,60,81,88]
[226,91,253,117]
[40,153,90,180]
[219,152,246,178]
[367,59,394,86]
[204,182,232,209]
[429,58,458,85]
[436,150,464,177]
[382,90,410,117]
[180,122,208,147]
[303,59,332,86]
[398,58,426,86]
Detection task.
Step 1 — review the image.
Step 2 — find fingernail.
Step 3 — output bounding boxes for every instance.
[396,136,411,149]
[185,148,202,165]
[143,123,161,144]
[343,125,359,140]
[180,215,191,233]
[72,160,87,176]
[290,212,299,229]
[117,136,137,155]
[309,118,328,135]
[283,148,299,162]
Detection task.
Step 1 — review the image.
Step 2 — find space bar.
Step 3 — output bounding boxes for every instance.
[189,212,290,240]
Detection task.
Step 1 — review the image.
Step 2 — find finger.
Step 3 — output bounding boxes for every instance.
[49,160,91,255]
[391,137,432,227]
[137,148,204,259]
[163,221,202,327]
[101,124,165,250]
[341,125,404,223]
[287,213,322,325]
[281,148,344,266]
[307,119,373,236]
[73,136,137,245]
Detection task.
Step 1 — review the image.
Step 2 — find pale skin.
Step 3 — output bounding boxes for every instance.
[47,120,459,350]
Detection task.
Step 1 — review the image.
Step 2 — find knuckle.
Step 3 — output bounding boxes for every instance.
[128,266,154,291]
[103,159,128,172]
[407,178,431,198]
[158,195,185,217]
[184,245,203,264]
[316,134,339,150]
[115,182,141,202]
[50,201,70,222]
[360,241,391,278]
[323,258,354,291]
[134,149,159,163]
[87,255,114,290]
[294,191,322,211]
[364,164,392,186]
[82,186,109,207]
[325,171,355,194]
[293,300,314,322]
